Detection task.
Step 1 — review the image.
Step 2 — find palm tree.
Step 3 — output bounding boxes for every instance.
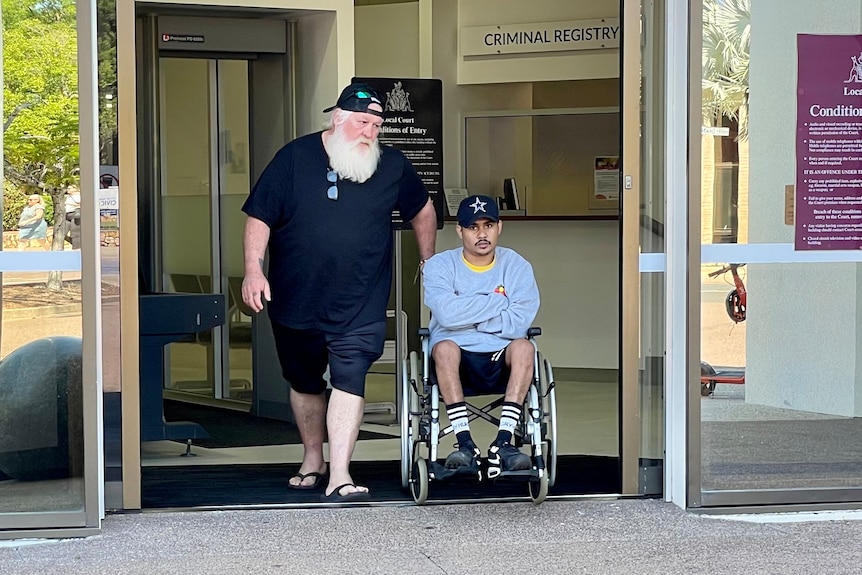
[702,0,750,243]
[703,0,750,141]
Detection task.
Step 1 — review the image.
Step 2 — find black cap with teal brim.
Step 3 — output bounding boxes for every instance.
[322,82,385,117]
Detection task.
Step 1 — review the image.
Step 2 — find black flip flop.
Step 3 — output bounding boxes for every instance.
[320,483,370,503]
[287,471,327,491]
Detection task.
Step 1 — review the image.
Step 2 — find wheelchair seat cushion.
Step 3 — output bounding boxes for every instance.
[430,347,511,396]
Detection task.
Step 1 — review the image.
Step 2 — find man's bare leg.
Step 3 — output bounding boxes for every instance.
[485,338,536,476]
[433,339,482,471]
[288,389,328,487]
[504,338,534,403]
[432,340,464,405]
[324,388,367,496]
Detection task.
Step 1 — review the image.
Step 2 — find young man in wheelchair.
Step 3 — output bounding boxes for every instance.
[422,195,540,479]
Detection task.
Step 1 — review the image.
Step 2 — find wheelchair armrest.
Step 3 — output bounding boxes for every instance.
[419,326,538,337]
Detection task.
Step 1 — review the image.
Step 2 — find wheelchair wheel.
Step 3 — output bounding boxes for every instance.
[411,457,429,504]
[544,438,556,489]
[541,355,558,488]
[400,360,411,490]
[528,472,548,504]
[401,352,423,490]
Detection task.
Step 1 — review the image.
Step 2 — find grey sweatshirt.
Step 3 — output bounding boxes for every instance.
[423,246,540,353]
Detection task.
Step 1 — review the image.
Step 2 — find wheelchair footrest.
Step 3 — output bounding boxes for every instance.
[489,469,538,483]
[428,460,481,482]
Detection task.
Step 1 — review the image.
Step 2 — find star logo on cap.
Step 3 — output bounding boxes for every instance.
[469,197,487,214]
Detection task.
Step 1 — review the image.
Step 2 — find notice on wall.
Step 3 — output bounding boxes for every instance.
[593,156,620,201]
[99,185,119,230]
[796,34,862,250]
[354,77,445,230]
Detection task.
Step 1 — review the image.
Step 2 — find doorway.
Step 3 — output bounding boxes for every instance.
[159,56,253,405]
[127,1,664,509]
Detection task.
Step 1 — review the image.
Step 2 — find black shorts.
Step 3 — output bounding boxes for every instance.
[270,320,387,397]
[430,346,511,396]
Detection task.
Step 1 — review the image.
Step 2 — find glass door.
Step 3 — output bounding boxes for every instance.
[159,57,252,404]
[621,0,668,496]
[0,0,102,536]
[692,0,862,509]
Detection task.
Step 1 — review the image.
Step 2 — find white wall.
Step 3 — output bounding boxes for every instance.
[748,1,862,415]
[355,3,420,78]
[295,2,355,136]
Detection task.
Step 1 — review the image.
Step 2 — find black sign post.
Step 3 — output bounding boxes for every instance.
[354,77,445,230]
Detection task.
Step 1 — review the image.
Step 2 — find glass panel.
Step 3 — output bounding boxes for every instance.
[160,58,215,398]
[217,60,253,401]
[1,0,93,525]
[1,264,85,514]
[700,261,862,492]
[97,0,120,395]
[100,181,121,394]
[699,0,862,501]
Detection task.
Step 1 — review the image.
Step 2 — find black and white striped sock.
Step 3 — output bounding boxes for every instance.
[447,402,474,449]
[494,401,522,445]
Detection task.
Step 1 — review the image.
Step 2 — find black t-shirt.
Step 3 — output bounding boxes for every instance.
[242,132,429,333]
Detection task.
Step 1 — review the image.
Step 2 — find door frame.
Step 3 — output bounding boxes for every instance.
[620,0,642,495]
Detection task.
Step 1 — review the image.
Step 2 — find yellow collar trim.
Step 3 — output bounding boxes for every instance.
[462,252,495,272]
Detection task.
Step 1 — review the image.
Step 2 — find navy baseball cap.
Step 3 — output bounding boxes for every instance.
[322,82,384,117]
[457,195,500,227]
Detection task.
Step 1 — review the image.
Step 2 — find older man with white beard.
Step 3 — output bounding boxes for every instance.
[241,82,437,503]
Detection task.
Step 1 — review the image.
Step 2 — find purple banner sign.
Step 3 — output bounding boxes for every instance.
[797,34,862,250]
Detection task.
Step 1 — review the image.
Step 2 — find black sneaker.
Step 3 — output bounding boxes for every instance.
[486,442,531,478]
[444,445,481,470]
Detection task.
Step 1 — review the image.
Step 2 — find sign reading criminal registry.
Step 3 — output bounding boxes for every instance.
[796,34,862,250]
[461,19,619,57]
[354,77,445,230]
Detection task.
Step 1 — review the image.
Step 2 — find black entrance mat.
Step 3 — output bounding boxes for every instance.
[141,455,620,508]
[162,400,393,449]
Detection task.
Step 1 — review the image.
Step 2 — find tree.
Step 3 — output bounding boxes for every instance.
[97,0,117,164]
[703,0,750,243]
[703,0,750,140]
[3,0,79,289]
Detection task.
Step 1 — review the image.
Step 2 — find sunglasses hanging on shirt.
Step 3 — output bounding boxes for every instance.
[326,168,338,201]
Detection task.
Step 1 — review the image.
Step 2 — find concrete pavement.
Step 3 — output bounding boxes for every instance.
[1,499,861,574]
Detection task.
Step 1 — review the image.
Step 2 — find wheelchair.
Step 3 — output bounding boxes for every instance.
[400,327,557,504]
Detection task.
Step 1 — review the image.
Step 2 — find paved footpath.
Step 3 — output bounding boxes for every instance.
[2,499,862,575]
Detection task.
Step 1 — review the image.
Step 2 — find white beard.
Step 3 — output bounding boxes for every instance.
[326,124,381,183]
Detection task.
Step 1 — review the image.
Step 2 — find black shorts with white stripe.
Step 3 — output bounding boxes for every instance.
[430,346,511,396]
